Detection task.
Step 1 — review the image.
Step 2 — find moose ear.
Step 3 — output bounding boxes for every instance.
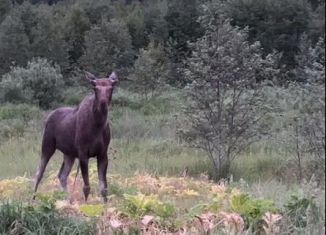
[84,71,96,86]
[107,71,118,85]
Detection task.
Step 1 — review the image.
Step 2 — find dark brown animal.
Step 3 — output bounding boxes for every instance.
[33,71,118,202]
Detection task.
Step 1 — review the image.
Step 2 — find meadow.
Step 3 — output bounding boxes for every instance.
[0,0,324,233]
[0,88,324,234]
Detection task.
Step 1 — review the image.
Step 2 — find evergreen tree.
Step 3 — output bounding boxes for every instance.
[129,40,169,99]
[63,6,91,66]
[0,12,31,75]
[164,0,203,86]
[28,5,70,74]
[81,18,134,76]
[226,0,313,68]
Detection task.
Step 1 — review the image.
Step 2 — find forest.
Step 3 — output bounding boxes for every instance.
[0,0,325,234]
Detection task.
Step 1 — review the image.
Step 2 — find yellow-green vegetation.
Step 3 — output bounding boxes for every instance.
[0,171,324,234]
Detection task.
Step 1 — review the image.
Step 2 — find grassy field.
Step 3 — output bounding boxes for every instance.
[0,88,325,234]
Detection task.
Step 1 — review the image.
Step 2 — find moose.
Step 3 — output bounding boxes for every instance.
[33,71,118,203]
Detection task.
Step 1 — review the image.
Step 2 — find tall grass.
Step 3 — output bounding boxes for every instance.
[0,88,323,185]
[0,88,324,234]
[0,200,96,234]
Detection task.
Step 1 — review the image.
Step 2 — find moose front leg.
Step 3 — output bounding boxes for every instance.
[79,155,90,202]
[97,154,108,203]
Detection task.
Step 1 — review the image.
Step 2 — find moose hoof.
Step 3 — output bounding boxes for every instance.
[103,197,108,203]
[83,186,90,201]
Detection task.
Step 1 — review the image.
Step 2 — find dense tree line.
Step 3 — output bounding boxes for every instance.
[0,0,324,81]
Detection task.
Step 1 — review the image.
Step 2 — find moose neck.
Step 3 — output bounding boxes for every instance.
[92,100,109,128]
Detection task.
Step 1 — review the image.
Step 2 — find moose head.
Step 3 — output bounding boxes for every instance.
[85,71,118,112]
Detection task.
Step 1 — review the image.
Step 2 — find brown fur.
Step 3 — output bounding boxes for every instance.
[33,72,118,202]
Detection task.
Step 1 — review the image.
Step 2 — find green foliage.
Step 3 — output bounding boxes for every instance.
[79,204,105,217]
[296,34,325,83]
[81,18,134,76]
[0,199,96,235]
[0,104,42,140]
[179,18,279,180]
[230,193,278,226]
[61,86,87,106]
[0,103,41,122]
[0,10,31,75]
[122,193,175,219]
[165,0,203,60]
[164,0,204,86]
[27,4,70,73]
[284,195,319,228]
[123,2,147,49]
[143,0,169,45]
[34,191,66,212]
[129,40,170,99]
[79,0,115,25]
[63,6,91,65]
[226,0,313,68]
[186,203,209,219]
[0,58,64,109]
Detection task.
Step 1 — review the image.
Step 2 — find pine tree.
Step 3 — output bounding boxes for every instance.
[0,12,31,75]
[81,18,134,76]
[129,40,169,99]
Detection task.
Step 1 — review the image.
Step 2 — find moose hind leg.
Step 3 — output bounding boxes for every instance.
[58,155,75,191]
[33,149,55,198]
[97,154,108,203]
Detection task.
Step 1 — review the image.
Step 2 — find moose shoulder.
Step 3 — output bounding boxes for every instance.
[33,71,118,203]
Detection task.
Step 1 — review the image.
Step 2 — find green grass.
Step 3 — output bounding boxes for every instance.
[0,200,96,234]
[0,87,323,183]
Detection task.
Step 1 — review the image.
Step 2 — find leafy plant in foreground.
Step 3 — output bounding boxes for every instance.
[0,192,95,235]
[79,204,105,217]
[122,193,175,219]
[230,193,278,230]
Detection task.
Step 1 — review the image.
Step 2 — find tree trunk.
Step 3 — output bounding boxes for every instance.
[210,155,231,182]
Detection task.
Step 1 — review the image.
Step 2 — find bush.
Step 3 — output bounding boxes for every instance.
[229,193,278,228]
[284,195,319,228]
[0,198,96,235]
[122,193,175,219]
[0,58,64,109]
[0,104,42,140]
[0,103,41,122]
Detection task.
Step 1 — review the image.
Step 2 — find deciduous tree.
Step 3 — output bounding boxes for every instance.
[179,19,279,181]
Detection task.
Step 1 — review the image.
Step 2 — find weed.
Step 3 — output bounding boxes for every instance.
[122,193,175,219]
[284,194,319,228]
[0,199,96,235]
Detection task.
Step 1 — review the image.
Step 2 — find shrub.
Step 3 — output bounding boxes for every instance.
[284,195,319,228]
[129,41,170,99]
[0,197,96,235]
[0,104,42,140]
[0,58,64,109]
[230,193,278,230]
[122,193,175,219]
[0,103,41,122]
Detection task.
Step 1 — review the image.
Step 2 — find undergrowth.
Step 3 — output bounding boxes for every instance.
[0,193,96,235]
